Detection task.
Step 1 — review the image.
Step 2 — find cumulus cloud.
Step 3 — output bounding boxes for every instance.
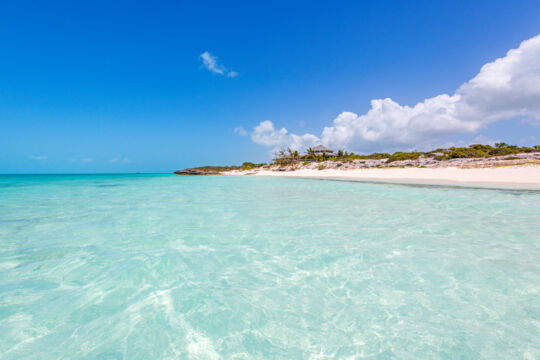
[251,120,319,150]
[28,155,47,161]
[233,126,248,136]
[200,51,238,77]
[110,157,130,164]
[251,34,540,152]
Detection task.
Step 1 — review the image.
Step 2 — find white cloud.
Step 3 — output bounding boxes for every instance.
[251,34,540,153]
[80,158,93,163]
[251,120,319,151]
[234,126,248,136]
[200,51,238,77]
[110,157,130,164]
[29,155,47,161]
[456,35,540,123]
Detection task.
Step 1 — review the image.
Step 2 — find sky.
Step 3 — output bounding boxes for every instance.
[1,0,540,173]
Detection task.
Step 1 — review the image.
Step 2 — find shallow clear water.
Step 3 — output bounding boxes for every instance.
[0,174,539,359]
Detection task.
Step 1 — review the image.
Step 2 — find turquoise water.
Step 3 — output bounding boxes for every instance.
[1,174,539,359]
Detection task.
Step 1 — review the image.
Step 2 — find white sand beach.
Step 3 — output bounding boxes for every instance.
[225,165,540,188]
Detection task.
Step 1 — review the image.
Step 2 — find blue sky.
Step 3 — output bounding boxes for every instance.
[1,1,540,173]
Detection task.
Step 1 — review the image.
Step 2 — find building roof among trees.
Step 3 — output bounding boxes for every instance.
[313,145,334,152]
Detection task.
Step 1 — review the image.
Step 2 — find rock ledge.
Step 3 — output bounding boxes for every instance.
[174,168,220,175]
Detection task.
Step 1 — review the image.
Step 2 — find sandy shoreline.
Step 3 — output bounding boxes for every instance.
[224,165,540,189]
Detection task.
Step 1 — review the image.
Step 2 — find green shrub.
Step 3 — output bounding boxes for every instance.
[468,144,493,152]
[386,152,423,163]
[318,164,326,170]
[446,148,487,159]
[240,162,265,170]
[345,152,390,160]
[426,143,532,160]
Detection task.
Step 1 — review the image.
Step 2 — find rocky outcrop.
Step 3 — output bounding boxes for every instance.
[174,168,220,175]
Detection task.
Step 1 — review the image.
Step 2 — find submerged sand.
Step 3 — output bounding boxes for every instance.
[225,165,540,189]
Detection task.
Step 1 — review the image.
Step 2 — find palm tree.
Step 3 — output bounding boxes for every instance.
[273,148,289,165]
[306,147,315,161]
[286,148,297,163]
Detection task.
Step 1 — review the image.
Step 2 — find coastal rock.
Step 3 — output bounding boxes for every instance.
[174,168,220,175]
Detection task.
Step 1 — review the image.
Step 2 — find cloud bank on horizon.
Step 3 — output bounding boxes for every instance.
[249,34,540,153]
[200,51,238,78]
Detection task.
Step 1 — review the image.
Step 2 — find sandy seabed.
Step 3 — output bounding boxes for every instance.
[225,165,540,189]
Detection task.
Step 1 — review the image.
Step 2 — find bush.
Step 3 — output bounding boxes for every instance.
[427,143,533,160]
[240,162,265,170]
[344,152,390,160]
[446,148,488,159]
[318,164,326,170]
[386,152,423,163]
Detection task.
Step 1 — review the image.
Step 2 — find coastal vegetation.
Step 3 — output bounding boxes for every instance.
[175,143,540,174]
[174,162,265,175]
[437,143,539,159]
[268,143,539,164]
[195,162,266,172]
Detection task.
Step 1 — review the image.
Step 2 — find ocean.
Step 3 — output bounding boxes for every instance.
[1,174,539,359]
